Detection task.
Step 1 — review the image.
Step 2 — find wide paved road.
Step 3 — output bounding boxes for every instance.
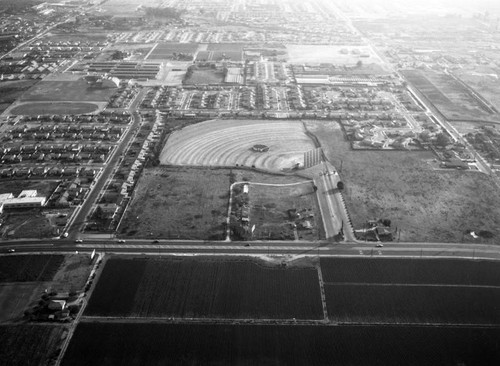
[2,239,500,262]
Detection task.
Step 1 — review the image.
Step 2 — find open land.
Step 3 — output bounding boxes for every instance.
[0,80,38,113]
[286,45,381,65]
[0,179,58,197]
[0,283,47,322]
[0,255,64,282]
[247,182,324,241]
[161,119,316,171]
[63,322,500,366]
[9,102,100,116]
[183,67,225,84]
[84,257,323,319]
[0,254,93,322]
[321,257,500,325]
[19,78,117,102]
[119,167,230,240]
[455,68,500,113]
[146,43,199,60]
[402,70,496,121]
[306,120,500,243]
[0,325,64,366]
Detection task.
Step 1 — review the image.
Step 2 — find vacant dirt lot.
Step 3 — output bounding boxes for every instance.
[119,167,231,240]
[306,120,500,243]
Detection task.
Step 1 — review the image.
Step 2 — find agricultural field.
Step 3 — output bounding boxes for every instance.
[245,182,324,241]
[118,167,229,239]
[455,68,500,112]
[161,119,316,172]
[0,254,93,322]
[63,322,500,366]
[146,43,199,60]
[325,284,500,324]
[306,120,500,243]
[320,258,500,285]
[286,45,381,65]
[0,325,64,366]
[321,258,500,325]
[84,257,323,319]
[0,283,46,322]
[402,70,496,121]
[0,255,64,282]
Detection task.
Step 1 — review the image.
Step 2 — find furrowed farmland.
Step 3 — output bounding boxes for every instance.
[85,257,323,319]
[320,258,500,285]
[325,285,500,324]
[321,258,500,325]
[402,70,495,121]
[0,255,64,282]
[63,323,500,366]
[0,325,63,366]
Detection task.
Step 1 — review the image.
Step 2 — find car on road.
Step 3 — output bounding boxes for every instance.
[75,239,83,243]
[152,240,160,243]
[375,243,384,248]
[8,248,15,252]
[244,243,251,247]
[118,239,126,243]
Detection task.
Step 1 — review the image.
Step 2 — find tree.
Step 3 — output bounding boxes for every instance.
[435,132,450,147]
[356,60,363,68]
[337,181,345,190]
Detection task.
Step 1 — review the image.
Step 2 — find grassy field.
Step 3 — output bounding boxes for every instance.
[85,257,323,319]
[0,80,39,113]
[306,120,500,243]
[246,182,324,241]
[50,254,94,293]
[119,167,229,239]
[20,79,116,102]
[63,323,500,366]
[9,102,100,116]
[0,325,63,366]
